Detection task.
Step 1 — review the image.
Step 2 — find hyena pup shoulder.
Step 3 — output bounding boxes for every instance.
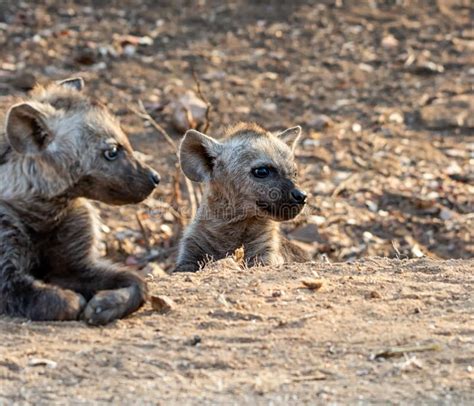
[0,78,161,325]
[174,122,309,272]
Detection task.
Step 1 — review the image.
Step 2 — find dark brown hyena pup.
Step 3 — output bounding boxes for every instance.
[174,122,309,272]
[0,78,161,325]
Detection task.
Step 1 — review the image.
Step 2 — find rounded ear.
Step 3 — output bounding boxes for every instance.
[277,125,302,151]
[5,102,53,154]
[57,77,85,91]
[179,129,222,182]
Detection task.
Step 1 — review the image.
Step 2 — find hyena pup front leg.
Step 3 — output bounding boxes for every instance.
[0,214,85,321]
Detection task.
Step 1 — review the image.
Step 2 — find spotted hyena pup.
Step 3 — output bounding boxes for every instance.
[174,122,309,272]
[0,78,161,325]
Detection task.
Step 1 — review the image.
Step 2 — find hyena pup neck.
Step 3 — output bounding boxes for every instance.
[175,122,308,272]
[196,186,281,249]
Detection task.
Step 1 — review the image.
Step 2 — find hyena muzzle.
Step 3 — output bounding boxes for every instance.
[0,77,160,325]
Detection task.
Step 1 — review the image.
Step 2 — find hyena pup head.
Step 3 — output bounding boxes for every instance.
[179,122,307,221]
[3,77,160,204]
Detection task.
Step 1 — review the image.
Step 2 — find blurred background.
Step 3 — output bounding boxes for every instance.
[0,0,472,271]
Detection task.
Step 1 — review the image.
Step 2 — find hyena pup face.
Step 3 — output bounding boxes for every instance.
[4,77,160,204]
[175,122,308,272]
[180,123,306,221]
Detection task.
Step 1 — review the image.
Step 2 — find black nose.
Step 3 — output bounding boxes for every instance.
[149,171,161,187]
[290,188,307,204]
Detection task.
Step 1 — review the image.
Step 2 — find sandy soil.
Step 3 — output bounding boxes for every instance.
[0,0,473,404]
[1,258,473,404]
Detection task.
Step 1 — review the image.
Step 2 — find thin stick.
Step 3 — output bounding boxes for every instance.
[136,213,151,251]
[130,101,197,220]
[191,67,212,133]
[130,101,177,152]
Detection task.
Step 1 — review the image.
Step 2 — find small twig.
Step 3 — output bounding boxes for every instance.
[151,199,184,221]
[130,101,198,221]
[130,101,177,152]
[191,67,212,133]
[290,374,327,382]
[184,177,198,220]
[136,213,151,251]
[374,343,441,359]
[182,105,196,130]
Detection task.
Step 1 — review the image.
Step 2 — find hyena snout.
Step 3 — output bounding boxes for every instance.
[289,188,307,205]
[149,170,161,187]
[126,160,161,201]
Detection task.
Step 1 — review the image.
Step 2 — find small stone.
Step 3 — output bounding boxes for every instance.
[367,290,382,299]
[171,90,208,133]
[150,295,175,314]
[302,279,323,290]
[439,208,454,221]
[160,224,173,237]
[352,123,362,133]
[262,101,277,112]
[272,290,283,298]
[381,34,399,48]
[163,212,175,222]
[186,335,202,346]
[388,112,404,124]
[308,114,333,131]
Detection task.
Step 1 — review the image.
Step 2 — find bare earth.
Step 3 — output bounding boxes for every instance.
[0,1,473,404]
[0,258,473,404]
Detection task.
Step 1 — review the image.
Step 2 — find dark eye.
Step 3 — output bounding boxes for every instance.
[252,166,271,178]
[104,146,119,161]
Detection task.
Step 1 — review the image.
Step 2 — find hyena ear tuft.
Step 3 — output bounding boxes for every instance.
[179,129,222,182]
[5,102,54,154]
[58,77,85,91]
[277,125,302,151]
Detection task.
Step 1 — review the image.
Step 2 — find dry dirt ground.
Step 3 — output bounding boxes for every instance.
[1,258,474,405]
[0,0,473,404]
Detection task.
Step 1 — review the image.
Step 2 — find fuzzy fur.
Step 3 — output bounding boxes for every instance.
[175,122,309,272]
[0,79,160,324]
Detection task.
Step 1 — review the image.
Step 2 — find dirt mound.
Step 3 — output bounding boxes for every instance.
[1,258,472,404]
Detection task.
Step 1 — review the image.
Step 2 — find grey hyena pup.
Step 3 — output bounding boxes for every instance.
[0,78,161,325]
[175,122,309,272]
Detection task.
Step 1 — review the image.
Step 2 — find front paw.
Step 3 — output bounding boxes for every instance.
[82,286,143,326]
[30,288,86,321]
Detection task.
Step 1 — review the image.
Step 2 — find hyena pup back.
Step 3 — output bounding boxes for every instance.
[174,122,309,272]
[0,78,161,324]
